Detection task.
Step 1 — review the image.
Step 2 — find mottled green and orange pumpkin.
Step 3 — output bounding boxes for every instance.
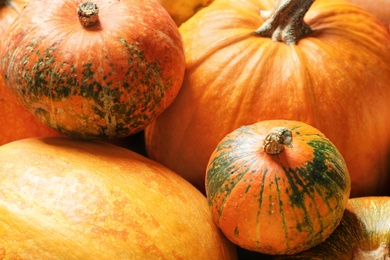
[206,120,351,255]
[0,0,185,140]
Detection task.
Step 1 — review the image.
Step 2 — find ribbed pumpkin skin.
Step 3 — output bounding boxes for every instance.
[0,0,185,140]
[277,196,390,259]
[0,137,237,259]
[145,0,390,197]
[347,0,390,30]
[206,120,351,255]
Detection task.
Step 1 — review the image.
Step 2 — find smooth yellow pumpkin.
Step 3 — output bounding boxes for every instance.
[0,137,237,259]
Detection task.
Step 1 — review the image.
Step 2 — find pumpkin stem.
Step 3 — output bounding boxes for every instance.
[77,2,99,28]
[254,0,315,45]
[263,127,293,155]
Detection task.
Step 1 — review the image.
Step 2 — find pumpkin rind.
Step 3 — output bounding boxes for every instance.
[347,0,390,31]
[206,120,351,255]
[0,137,237,259]
[0,73,62,146]
[277,196,390,259]
[0,0,62,145]
[0,0,185,140]
[145,0,390,197]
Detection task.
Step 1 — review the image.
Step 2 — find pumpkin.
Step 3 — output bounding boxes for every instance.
[157,0,214,26]
[205,120,351,255]
[276,196,390,259]
[347,0,390,30]
[145,0,390,197]
[0,0,62,145]
[0,136,237,259]
[0,0,185,140]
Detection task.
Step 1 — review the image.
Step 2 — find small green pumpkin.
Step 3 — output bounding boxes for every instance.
[206,120,351,255]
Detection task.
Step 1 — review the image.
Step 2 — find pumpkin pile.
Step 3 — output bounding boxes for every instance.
[0,0,389,258]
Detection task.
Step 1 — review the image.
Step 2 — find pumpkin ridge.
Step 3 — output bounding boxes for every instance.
[281,167,321,246]
[273,172,291,252]
[255,167,268,245]
[185,32,254,68]
[210,151,255,222]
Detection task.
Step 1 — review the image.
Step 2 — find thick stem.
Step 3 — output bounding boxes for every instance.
[263,127,293,155]
[254,0,315,45]
[77,2,99,28]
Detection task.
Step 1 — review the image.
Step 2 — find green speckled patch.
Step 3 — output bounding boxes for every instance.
[4,35,174,139]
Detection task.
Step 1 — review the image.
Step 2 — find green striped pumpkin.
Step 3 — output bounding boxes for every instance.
[205,120,351,255]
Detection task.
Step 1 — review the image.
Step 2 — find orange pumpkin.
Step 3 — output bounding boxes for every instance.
[0,0,185,140]
[0,137,237,259]
[347,0,390,30]
[145,0,390,197]
[0,0,62,145]
[206,120,351,255]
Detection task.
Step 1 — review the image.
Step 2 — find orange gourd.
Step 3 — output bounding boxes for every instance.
[0,0,185,140]
[206,120,351,255]
[0,137,237,259]
[145,0,390,197]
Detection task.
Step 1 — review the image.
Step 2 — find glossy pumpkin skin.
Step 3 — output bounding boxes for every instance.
[0,0,185,140]
[145,0,390,197]
[206,120,351,255]
[347,0,390,30]
[0,0,62,145]
[0,137,237,259]
[277,196,390,259]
